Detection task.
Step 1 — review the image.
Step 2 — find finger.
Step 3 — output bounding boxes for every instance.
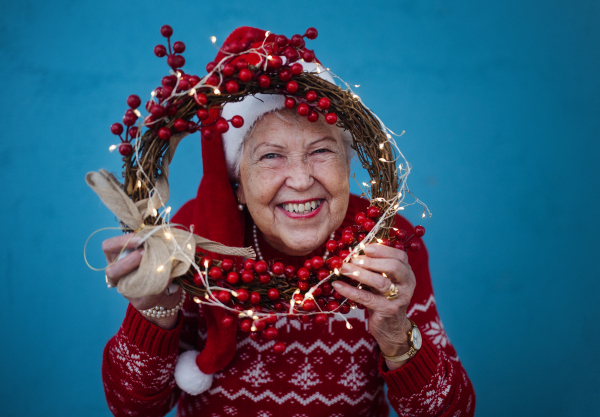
[332,280,394,313]
[105,248,144,283]
[102,234,142,256]
[364,243,410,265]
[340,263,396,294]
[349,255,411,282]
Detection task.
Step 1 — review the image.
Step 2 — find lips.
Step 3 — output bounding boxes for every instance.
[279,199,322,215]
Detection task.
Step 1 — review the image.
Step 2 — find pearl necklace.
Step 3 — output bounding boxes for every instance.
[252,223,335,262]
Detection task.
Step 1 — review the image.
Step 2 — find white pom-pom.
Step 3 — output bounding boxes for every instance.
[174,350,213,395]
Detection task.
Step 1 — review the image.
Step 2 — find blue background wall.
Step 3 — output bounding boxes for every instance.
[1,0,598,416]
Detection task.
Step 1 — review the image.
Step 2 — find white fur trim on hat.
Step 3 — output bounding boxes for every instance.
[221,61,336,180]
[174,350,214,395]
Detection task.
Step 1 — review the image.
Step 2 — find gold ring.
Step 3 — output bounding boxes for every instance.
[383,282,399,300]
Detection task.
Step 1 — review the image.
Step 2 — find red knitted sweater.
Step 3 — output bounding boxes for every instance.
[102,195,475,416]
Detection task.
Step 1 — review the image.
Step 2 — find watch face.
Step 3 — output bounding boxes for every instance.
[411,326,422,350]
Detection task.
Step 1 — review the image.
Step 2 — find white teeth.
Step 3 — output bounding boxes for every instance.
[282,200,321,214]
[293,203,299,212]
[304,202,311,212]
[311,201,316,210]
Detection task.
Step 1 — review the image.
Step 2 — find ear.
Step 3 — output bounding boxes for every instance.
[235,181,247,205]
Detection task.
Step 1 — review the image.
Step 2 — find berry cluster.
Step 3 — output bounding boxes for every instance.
[109,25,337,155]
[178,206,425,354]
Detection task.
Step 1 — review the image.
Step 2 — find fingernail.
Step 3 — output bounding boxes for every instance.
[351,258,364,265]
[139,249,145,256]
[340,264,351,274]
[130,235,141,244]
[364,245,375,255]
[332,282,342,290]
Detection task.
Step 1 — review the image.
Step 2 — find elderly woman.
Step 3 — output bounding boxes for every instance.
[101,27,475,417]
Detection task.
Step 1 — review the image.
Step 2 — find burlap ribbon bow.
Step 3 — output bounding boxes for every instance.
[86,133,255,298]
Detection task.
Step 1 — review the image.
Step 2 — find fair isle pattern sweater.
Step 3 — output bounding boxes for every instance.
[102,195,476,416]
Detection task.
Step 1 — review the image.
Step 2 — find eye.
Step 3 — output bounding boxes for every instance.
[312,148,331,155]
[262,153,279,160]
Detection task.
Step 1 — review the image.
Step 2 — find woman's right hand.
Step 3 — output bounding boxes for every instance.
[103,234,181,329]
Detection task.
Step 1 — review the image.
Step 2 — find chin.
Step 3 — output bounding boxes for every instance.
[280,231,327,256]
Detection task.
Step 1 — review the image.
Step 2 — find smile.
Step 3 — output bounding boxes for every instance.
[279,199,323,215]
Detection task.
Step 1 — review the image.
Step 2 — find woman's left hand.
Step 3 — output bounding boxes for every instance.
[332,243,416,370]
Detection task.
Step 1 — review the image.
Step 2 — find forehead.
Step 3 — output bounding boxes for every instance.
[246,110,342,149]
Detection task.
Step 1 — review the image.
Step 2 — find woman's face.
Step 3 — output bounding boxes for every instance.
[236,111,350,256]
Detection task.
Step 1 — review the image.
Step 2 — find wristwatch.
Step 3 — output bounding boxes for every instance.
[381,319,422,362]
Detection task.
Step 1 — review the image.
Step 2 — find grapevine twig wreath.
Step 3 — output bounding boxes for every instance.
[86,25,431,355]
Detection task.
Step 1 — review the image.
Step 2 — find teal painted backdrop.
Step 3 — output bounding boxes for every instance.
[1,0,598,416]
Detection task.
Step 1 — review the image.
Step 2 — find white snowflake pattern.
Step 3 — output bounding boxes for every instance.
[223,405,238,415]
[256,411,272,417]
[337,357,368,391]
[240,355,273,388]
[423,317,450,348]
[289,357,322,390]
[325,372,336,380]
[334,356,344,365]
[276,371,287,379]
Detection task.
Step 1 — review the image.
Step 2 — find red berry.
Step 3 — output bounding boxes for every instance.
[317,269,330,280]
[362,219,375,232]
[167,54,178,68]
[311,256,324,270]
[221,259,234,271]
[254,260,268,273]
[166,104,178,117]
[206,62,217,73]
[267,288,280,301]
[241,270,254,283]
[367,206,381,218]
[127,95,141,109]
[158,127,171,141]
[243,259,255,270]
[187,121,198,133]
[290,34,305,48]
[327,301,340,311]
[298,281,309,291]
[221,315,234,327]
[118,142,132,156]
[302,49,315,62]
[236,288,249,302]
[307,111,319,122]
[160,25,173,38]
[177,78,190,91]
[173,41,185,53]
[215,118,230,133]
[355,212,366,225]
[150,105,165,118]
[381,238,392,247]
[358,233,366,242]
[393,241,405,251]
[161,85,174,98]
[339,304,351,314]
[275,34,288,47]
[284,265,296,278]
[258,75,271,88]
[235,59,249,70]
[305,90,318,102]
[325,113,338,124]
[264,327,278,340]
[189,75,200,86]
[162,75,176,87]
[209,267,223,280]
[174,118,187,132]
[342,232,354,244]
[305,27,318,40]
[300,314,311,323]
[326,239,337,252]
[154,45,167,57]
[304,259,313,269]
[322,282,332,294]
[313,287,322,297]
[224,271,238,285]
[201,126,214,140]
[284,46,300,62]
[339,249,350,259]
[333,291,344,300]
[408,240,421,252]
[235,69,250,84]
[254,319,266,332]
[196,108,209,121]
[274,302,285,312]
[273,341,286,354]
[266,314,278,324]
[250,332,261,341]
[315,313,327,325]
[302,299,316,312]
[217,290,231,303]
[193,273,203,286]
[111,123,124,135]
[293,293,304,303]
[291,63,303,75]
[250,292,261,305]
[231,115,244,128]
[226,80,239,93]
[220,64,235,78]
[330,256,343,269]
[317,97,331,110]
[297,103,310,116]
[297,267,310,281]
[414,225,426,237]
[287,80,299,93]
[278,68,292,82]
[259,274,270,284]
[206,74,219,86]
[240,318,252,332]
[267,55,283,70]
[128,126,139,138]
[394,228,407,240]
[285,97,296,109]
[272,262,284,275]
[201,256,213,267]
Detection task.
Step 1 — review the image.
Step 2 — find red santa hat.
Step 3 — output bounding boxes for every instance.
[173,26,337,395]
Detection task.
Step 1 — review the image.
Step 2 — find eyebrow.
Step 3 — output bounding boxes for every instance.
[252,136,337,153]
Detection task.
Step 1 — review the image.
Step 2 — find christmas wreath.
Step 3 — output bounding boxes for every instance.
[87,25,430,355]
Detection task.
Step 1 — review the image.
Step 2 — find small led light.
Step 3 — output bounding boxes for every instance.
[231,291,238,297]
[136,180,142,188]
[187,244,193,250]
[157,265,164,272]
[133,109,141,117]
[165,206,171,213]
[422,212,426,218]
[398,207,405,211]
[109,145,117,152]
[359,243,366,250]
[334,268,340,275]
[267,55,273,60]
[352,271,359,276]
[352,94,359,99]
[151,91,156,97]
[359,259,364,265]
[346,322,353,329]
[386,133,392,139]
[210,36,217,43]
[379,158,388,162]
[214,88,221,95]
[164,232,172,240]
[152,208,158,217]
[265,31,271,37]
[382,273,387,278]
[251,325,257,332]
[193,296,201,303]
[379,143,384,149]
[204,260,210,268]
[246,309,254,316]
[253,315,259,320]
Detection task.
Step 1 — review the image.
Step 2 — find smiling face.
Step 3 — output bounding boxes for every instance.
[236,110,351,256]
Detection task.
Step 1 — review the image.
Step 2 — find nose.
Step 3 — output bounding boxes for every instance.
[284,156,314,191]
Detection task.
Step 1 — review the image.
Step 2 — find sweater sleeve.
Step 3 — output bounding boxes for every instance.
[102,298,199,417]
[378,216,476,416]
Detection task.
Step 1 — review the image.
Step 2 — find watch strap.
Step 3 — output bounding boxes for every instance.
[381,319,420,363]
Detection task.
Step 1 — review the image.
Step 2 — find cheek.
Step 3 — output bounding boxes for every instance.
[245,166,284,204]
